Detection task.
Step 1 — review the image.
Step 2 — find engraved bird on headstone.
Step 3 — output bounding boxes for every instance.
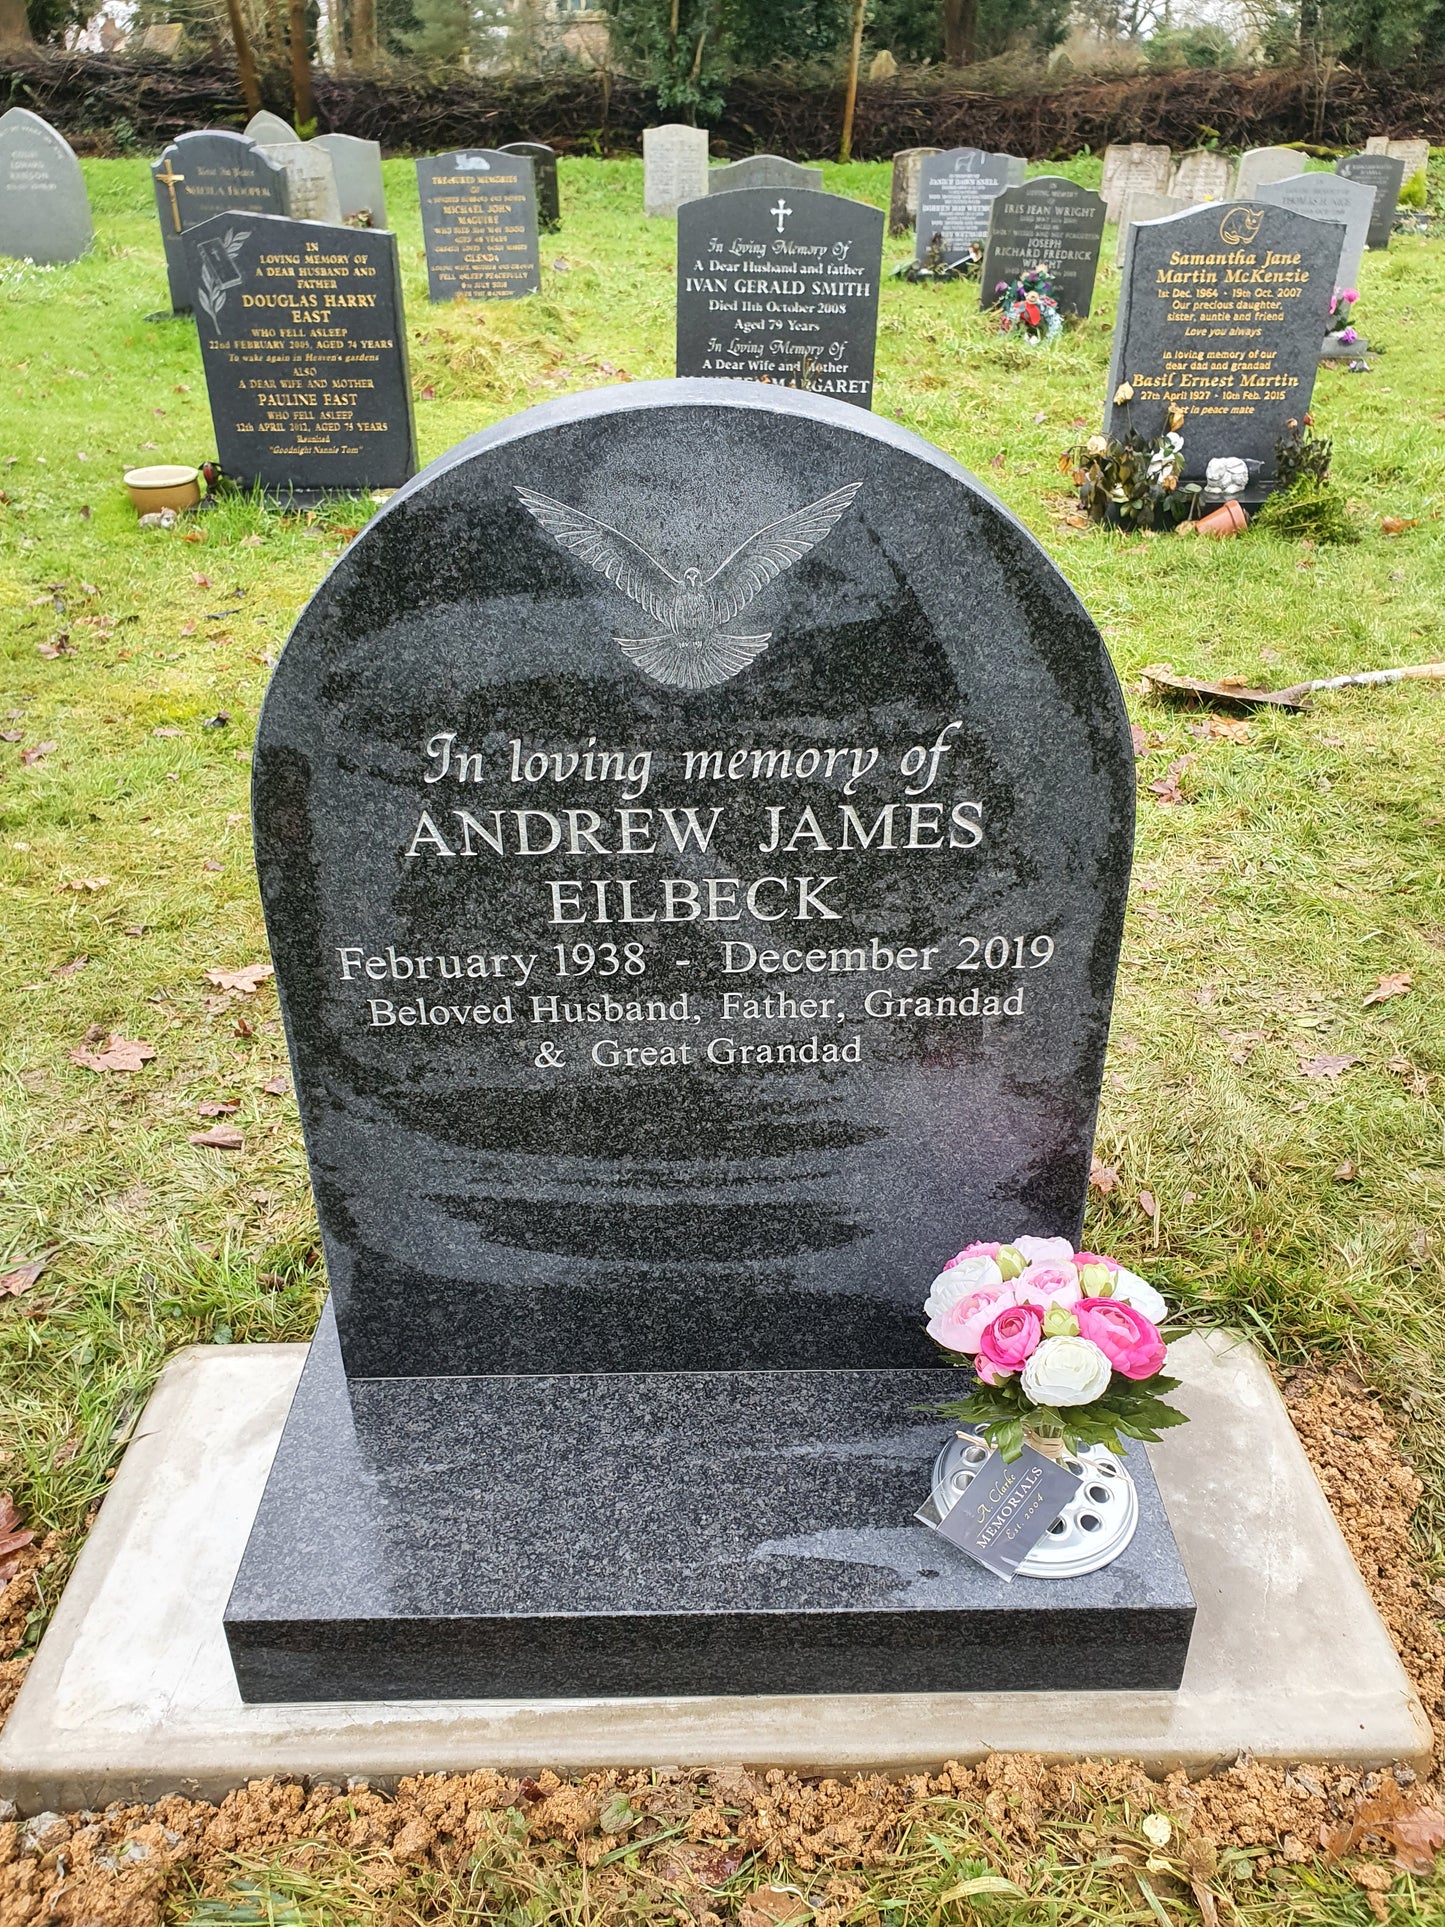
[514,480,862,691]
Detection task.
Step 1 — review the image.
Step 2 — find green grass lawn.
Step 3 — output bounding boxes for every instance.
[1,154,1444,1909]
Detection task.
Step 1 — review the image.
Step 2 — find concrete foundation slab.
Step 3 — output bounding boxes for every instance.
[0,1331,1429,1810]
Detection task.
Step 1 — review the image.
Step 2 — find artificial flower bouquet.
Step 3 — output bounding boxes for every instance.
[1326,288,1361,344]
[925,1236,1188,1463]
[996,266,1063,344]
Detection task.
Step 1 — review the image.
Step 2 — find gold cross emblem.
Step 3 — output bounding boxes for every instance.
[155,158,185,232]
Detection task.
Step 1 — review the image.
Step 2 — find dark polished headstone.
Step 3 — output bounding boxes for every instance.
[915,149,1021,261]
[416,149,540,301]
[1105,200,1341,483]
[676,186,883,407]
[1335,152,1405,250]
[231,381,1189,1701]
[710,154,823,195]
[500,141,560,231]
[184,212,415,496]
[152,131,289,315]
[980,177,1105,317]
[0,107,92,265]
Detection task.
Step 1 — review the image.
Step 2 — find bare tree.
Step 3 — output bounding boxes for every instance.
[289,0,316,125]
[943,0,977,64]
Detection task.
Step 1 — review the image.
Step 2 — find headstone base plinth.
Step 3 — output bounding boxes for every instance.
[224,1304,1194,1704]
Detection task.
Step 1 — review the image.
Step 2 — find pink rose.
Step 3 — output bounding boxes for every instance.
[1013,1234,1075,1266]
[1013,1262,1081,1310]
[976,1304,1043,1377]
[1075,1297,1166,1380]
[945,1241,1001,1266]
[927,1284,1016,1354]
[975,1352,1012,1385]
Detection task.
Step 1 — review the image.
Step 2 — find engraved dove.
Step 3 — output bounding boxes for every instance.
[514,481,862,691]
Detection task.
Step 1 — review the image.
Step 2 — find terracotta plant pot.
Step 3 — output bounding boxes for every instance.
[1181,499,1248,539]
[124,464,201,515]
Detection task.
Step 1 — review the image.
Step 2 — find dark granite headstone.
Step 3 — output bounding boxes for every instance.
[888,147,940,233]
[416,149,541,301]
[1336,152,1405,250]
[980,177,1105,317]
[184,212,415,496]
[152,131,289,314]
[500,141,560,231]
[225,379,1194,1701]
[1105,200,1341,483]
[676,186,883,407]
[710,154,824,195]
[914,149,1019,261]
[0,107,92,265]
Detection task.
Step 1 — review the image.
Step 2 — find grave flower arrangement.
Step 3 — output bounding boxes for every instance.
[996,266,1062,344]
[1064,398,1204,531]
[1326,288,1361,344]
[925,1236,1189,1462]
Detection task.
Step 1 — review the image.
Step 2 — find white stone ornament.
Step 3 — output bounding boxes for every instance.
[1206,456,1250,496]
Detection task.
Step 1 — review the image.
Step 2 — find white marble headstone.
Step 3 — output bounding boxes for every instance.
[312,132,387,227]
[0,106,93,265]
[246,110,299,145]
[1100,143,1171,223]
[261,142,342,224]
[1364,136,1430,182]
[1233,147,1301,198]
[1114,189,1184,266]
[643,124,709,218]
[1169,150,1231,205]
[1254,171,1374,296]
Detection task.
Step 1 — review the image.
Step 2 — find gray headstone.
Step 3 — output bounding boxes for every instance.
[709,154,824,195]
[500,142,560,230]
[914,149,1018,260]
[1168,150,1231,205]
[1364,135,1430,181]
[1106,200,1341,482]
[1336,152,1406,249]
[888,147,940,233]
[1113,190,1183,267]
[676,187,883,407]
[245,110,298,145]
[1100,143,1171,222]
[416,150,541,301]
[1233,146,1302,198]
[1005,155,1028,185]
[0,107,92,266]
[312,132,387,228]
[185,212,415,495]
[980,177,1105,318]
[260,141,342,224]
[151,131,289,313]
[644,123,709,218]
[1254,171,1374,295]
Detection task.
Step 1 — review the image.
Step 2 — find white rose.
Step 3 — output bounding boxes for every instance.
[1013,1234,1076,1266]
[1020,1335,1113,1408]
[924,1255,1003,1319]
[1107,1267,1168,1325]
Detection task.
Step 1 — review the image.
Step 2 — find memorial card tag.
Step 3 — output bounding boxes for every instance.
[920,1445,1080,1581]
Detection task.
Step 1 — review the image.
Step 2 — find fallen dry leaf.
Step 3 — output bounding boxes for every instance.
[1148,755,1193,805]
[1299,1053,1361,1080]
[52,1435,80,1466]
[1387,1804,1445,1873]
[1189,716,1251,744]
[70,1033,156,1074]
[1220,1027,1267,1065]
[262,1075,290,1096]
[0,1493,35,1567]
[189,1123,244,1151]
[1130,723,1148,757]
[19,739,57,764]
[0,1253,48,1297]
[191,572,211,587]
[240,533,263,547]
[53,954,88,977]
[738,1890,812,1927]
[1137,1189,1158,1219]
[1380,516,1418,535]
[151,726,183,738]
[1363,971,1412,1006]
[206,962,274,995]
[60,876,110,892]
[197,1098,241,1117]
[202,857,222,872]
[1089,1155,1119,1195]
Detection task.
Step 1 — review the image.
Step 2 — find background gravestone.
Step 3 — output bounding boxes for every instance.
[710,154,824,195]
[1100,142,1171,222]
[980,177,1104,317]
[676,186,883,406]
[416,150,540,300]
[888,146,940,233]
[244,110,297,145]
[1336,152,1406,249]
[1364,135,1430,182]
[1113,189,1183,266]
[644,123,709,217]
[1255,171,1373,296]
[151,131,288,313]
[1106,201,1341,483]
[185,212,415,495]
[914,149,1019,260]
[1233,145,1303,197]
[260,141,342,224]
[1168,150,1231,204]
[226,379,1193,1704]
[313,132,387,227]
[0,107,92,265]
[501,141,561,230]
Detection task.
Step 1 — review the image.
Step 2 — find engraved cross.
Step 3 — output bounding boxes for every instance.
[770,198,792,233]
[155,159,185,232]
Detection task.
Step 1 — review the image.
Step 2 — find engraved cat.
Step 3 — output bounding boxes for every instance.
[515,481,861,691]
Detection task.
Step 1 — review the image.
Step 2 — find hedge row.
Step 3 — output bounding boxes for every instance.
[2,52,1442,159]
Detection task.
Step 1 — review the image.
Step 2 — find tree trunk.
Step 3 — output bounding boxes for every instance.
[350,0,375,66]
[838,0,866,163]
[223,0,264,115]
[289,0,316,126]
[0,0,33,49]
[943,0,977,64]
